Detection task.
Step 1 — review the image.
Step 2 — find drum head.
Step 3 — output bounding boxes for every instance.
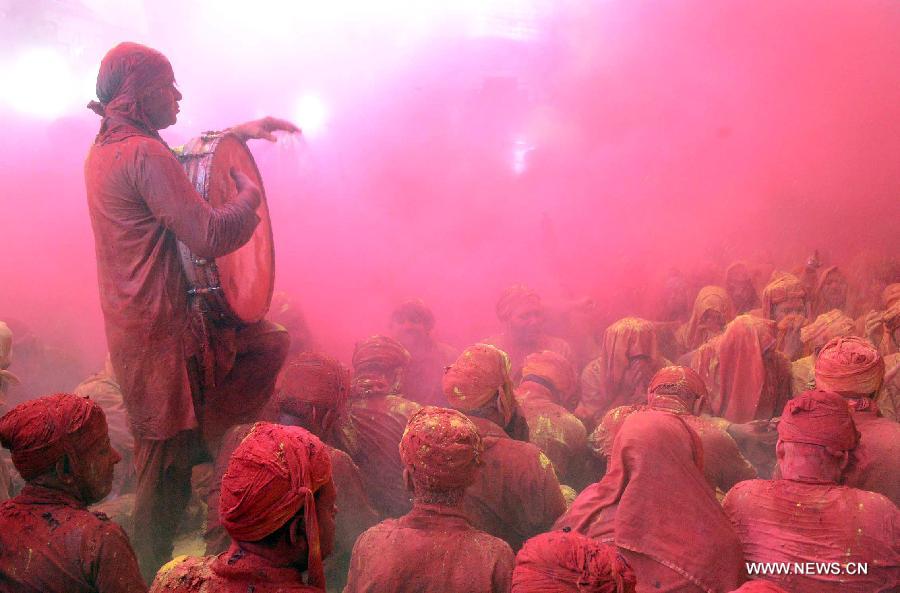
[205,134,274,323]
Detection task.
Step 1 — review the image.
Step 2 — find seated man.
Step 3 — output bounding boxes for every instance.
[725,262,760,315]
[556,411,744,593]
[723,390,899,593]
[389,299,457,406]
[594,366,756,496]
[483,284,573,381]
[675,285,734,359]
[579,317,669,429]
[0,393,145,593]
[815,336,899,505]
[344,407,514,593]
[444,344,566,550]
[876,300,900,419]
[511,531,636,593]
[790,309,856,395]
[759,272,809,361]
[346,335,421,518]
[151,423,337,593]
[204,352,378,591]
[515,350,591,490]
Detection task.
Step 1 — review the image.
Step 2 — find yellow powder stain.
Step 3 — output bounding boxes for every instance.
[158,555,188,576]
[538,451,552,470]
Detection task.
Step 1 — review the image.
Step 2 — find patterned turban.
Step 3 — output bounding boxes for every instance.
[0,393,108,480]
[521,350,578,407]
[497,284,541,322]
[352,335,410,372]
[277,352,350,414]
[778,390,859,452]
[399,406,483,491]
[814,336,884,395]
[762,272,807,319]
[443,344,516,425]
[219,422,332,588]
[647,365,707,412]
[512,531,636,593]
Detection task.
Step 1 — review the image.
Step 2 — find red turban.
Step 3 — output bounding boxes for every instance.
[0,393,108,480]
[391,299,436,332]
[497,284,541,322]
[730,581,790,593]
[512,531,637,593]
[777,390,859,452]
[761,272,807,319]
[683,286,734,350]
[277,352,350,413]
[799,309,855,350]
[219,422,332,588]
[352,335,410,372]
[399,406,483,491]
[443,344,516,426]
[89,42,174,141]
[521,350,578,407]
[647,365,707,412]
[589,405,641,459]
[814,336,884,395]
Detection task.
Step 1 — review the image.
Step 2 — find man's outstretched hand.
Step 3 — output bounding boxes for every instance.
[229,116,300,142]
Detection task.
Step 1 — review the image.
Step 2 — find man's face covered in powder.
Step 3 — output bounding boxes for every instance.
[142,80,181,129]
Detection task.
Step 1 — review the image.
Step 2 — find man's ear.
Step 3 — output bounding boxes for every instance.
[837,449,850,473]
[775,440,786,461]
[55,455,76,485]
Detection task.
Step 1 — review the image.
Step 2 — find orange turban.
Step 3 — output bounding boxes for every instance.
[799,309,855,350]
[761,272,807,320]
[443,344,516,425]
[778,390,859,452]
[277,352,350,413]
[497,284,541,322]
[399,406,483,491]
[521,350,578,407]
[0,393,108,480]
[512,531,636,593]
[814,336,884,395]
[219,422,332,588]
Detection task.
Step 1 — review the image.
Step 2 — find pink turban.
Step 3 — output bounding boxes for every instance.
[0,393,108,480]
[277,352,350,413]
[512,531,636,593]
[521,350,578,407]
[730,581,790,593]
[647,365,708,411]
[778,390,859,452]
[799,309,855,350]
[399,406,483,491]
[762,272,807,319]
[391,299,436,332]
[497,284,542,322]
[814,336,884,395]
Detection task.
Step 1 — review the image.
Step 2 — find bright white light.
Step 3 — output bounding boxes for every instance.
[512,137,533,175]
[0,48,86,120]
[293,94,330,138]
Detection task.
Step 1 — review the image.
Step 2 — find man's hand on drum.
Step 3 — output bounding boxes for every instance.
[229,116,300,142]
[229,167,262,209]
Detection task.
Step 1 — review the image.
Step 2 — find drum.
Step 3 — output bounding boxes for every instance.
[176,131,275,325]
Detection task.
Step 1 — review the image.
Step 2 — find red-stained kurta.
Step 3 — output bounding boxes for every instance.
[345,395,421,518]
[0,485,146,593]
[463,416,567,551]
[150,548,320,593]
[84,125,260,440]
[515,381,590,489]
[723,479,899,593]
[844,410,900,506]
[344,503,515,593]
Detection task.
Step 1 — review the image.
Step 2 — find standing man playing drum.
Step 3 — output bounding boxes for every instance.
[84,42,295,580]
